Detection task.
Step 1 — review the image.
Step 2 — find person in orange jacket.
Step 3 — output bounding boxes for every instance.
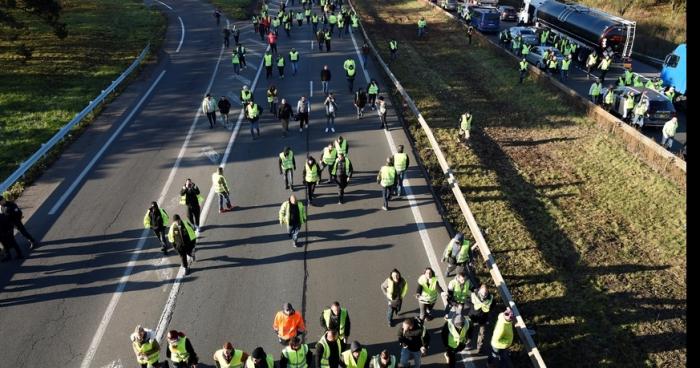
[273,302,306,345]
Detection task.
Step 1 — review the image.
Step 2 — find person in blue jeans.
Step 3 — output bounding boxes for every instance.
[324,92,337,133]
[397,317,429,368]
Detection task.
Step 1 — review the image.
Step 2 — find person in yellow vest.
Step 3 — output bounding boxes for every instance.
[246,100,262,139]
[180,178,202,232]
[467,284,493,353]
[247,347,274,368]
[321,301,352,344]
[289,48,299,75]
[214,342,249,368]
[144,201,170,254]
[392,145,409,197]
[328,12,338,34]
[319,142,337,183]
[332,152,353,204]
[441,315,470,368]
[376,156,397,211]
[389,39,398,62]
[602,85,615,112]
[632,93,649,130]
[232,49,241,75]
[417,16,427,38]
[241,85,252,106]
[334,136,349,156]
[168,214,197,275]
[315,329,342,368]
[369,350,396,368]
[381,268,408,326]
[166,330,199,368]
[588,78,602,105]
[597,54,612,84]
[518,58,528,84]
[302,156,321,203]
[279,147,297,190]
[268,85,279,117]
[212,166,233,213]
[264,50,274,79]
[340,341,368,368]
[441,232,474,278]
[344,58,357,92]
[560,54,572,82]
[415,267,443,321]
[279,194,307,247]
[585,51,598,80]
[277,54,286,78]
[131,325,165,368]
[280,336,313,368]
[459,112,472,144]
[442,271,472,320]
[622,91,635,122]
[487,308,514,367]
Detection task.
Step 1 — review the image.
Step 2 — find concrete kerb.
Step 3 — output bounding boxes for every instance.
[347,1,546,367]
[421,0,686,189]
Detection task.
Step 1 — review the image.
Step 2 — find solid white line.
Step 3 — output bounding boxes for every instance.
[49,70,167,215]
[80,43,228,368]
[155,0,173,10]
[310,80,313,97]
[176,16,185,53]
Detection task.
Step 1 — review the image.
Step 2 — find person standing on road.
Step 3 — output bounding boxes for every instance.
[441,232,474,278]
[218,95,232,128]
[324,92,338,133]
[278,98,293,137]
[466,25,474,45]
[232,24,240,44]
[312,12,320,33]
[332,152,353,204]
[214,8,222,26]
[588,78,602,105]
[632,95,649,130]
[662,117,679,150]
[0,210,24,261]
[336,14,345,39]
[273,302,307,345]
[143,201,170,254]
[303,156,321,203]
[279,194,307,247]
[468,284,493,354]
[248,347,275,368]
[268,85,279,116]
[602,85,615,112]
[597,54,612,84]
[344,58,356,92]
[131,325,166,368]
[325,28,333,52]
[236,43,247,69]
[319,142,337,183]
[389,39,398,62]
[397,317,429,368]
[442,271,472,321]
[367,80,379,110]
[281,336,313,368]
[316,329,343,368]
[546,54,558,76]
[417,16,427,38]
[377,96,388,130]
[317,28,326,51]
[202,93,218,129]
[321,302,352,344]
[381,268,408,327]
[393,145,409,197]
[354,88,367,119]
[441,315,470,368]
[264,50,274,79]
[179,178,201,232]
[369,350,396,368]
[289,48,300,76]
[321,65,332,95]
[340,341,368,368]
[297,96,310,132]
[212,166,234,213]
[241,85,252,106]
[279,146,296,190]
[416,267,442,322]
[560,54,571,82]
[328,12,338,34]
[334,136,349,156]
[232,49,242,74]
[0,194,38,249]
[277,53,286,78]
[246,100,262,139]
[214,342,249,368]
[361,42,370,67]
[487,308,515,367]
[167,214,196,275]
[377,156,397,211]
[585,52,598,80]
[223,26,231,48]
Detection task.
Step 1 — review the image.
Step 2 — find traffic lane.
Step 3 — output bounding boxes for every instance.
[0,2,243,367]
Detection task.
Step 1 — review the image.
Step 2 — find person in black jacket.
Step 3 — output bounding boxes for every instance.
[397,317,429,367]
[0,211,24,261]
[278,98,293,137]
[441,315,470,368]
[218,96,232,128]
[179,179,201,232]
[315,329,342,368]
[166,330,199,367]
[144,201,169,254]
[0,194,38,249]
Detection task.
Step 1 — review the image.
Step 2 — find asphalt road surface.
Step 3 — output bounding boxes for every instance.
[0,1,490,367]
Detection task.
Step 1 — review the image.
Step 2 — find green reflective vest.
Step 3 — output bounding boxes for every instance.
[521,44,530,56]
[214,349,244,368]
[280,151,295,170]
[418,19,426,28]
[624,70,633,85]
[586,53,598,67]
[247,103,260,118]
[352,15,359,27]
[329,14,337,24]
[385,277,408,300]
[442,239,471,264]
[446,320,469,348]
[305,9,311,17]
[168,220,196,244]
[323,308,348,337]
[297,12,304,20]
[561,59,571,71]
[331,157,351,176]
[540,30,549,44]
[143,208,169,228]
[305,163,319,183]
[448,278,471,304]
[491,313,514,349]
[590,83,602,96]
[212,172,229,193]
[389,41,397,51]
[379,165,396,187]
[241,89,252,102]
[460,114,472,131]
[599,57,611,71]
[334,139,348,155]
[290,51,299,61]
[325,31,332,40]
[344,60,356,77]
[279,201,307,225]
[624,95,635,109]
[278,56,285,67]
[232,53,240,64]
[644,79,655,89]
[604,91,614,104]
[168,337,190,363]
[267,89,276,103]
[282,344,309,368]
[368,83,379,95]
[634,101,648,115]
[633,76,644,87]
[417,275,439,304]
[312,14,319,23]
[134,339,160,365]
[341,348,367,368]
[319,337,343,368]
[393,153,408,171]
[322,146,337,165]
[548,58,558,69]
[520,60,528,71]
[264,54,273,66]
[371,355,396,368]
[471,292,493,313]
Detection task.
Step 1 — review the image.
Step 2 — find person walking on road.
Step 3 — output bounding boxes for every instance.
[602,85,615,112]
[334,135,349,156]
[303,156,321,203]
[232,49,242,74]
[597,54,612,84]
[202,93,218,129]
[246,100,262,139]
[443,271,472,321]
[441,315,470,368]
[589,78,602,105]
[248,347,274,368]
[321,302,352,343]
[397,317,429,368]
[179,178,202,232]
[662,117,679,150]
[344,58,356,92]
[0,194,38,249]
[487,308,515,367]
[214,342,249,368]
[289,48,300,76]
[131,325,166,368]
[279,194,307,247]
[166,330,199,368]
[340,341,368,368]
[274,302,307,345]
[297,96,310,132]
[324,92,338,133]
[361,42,370,67]
[632,95,649,130]
[369,350,396,368]
[278,98,293,137]
[560,54,572,82]
[416,267,442,322]
[321,65,332,95]
[0,210,24,261]
[377,96,388,130]
[393,145,409,197]
[232,24,240,44]
[218,95,232,128]
[236,43,247,68]
[264,50,274,79]
[319,142,337,183]
[367,80,379,110]
[325,28,332,52]
[212,166,234,213]
[277,53,286,78]
[441,232,474,278]
[214,8,222,26]
[168,214,197,275]
[316,329,343,368]
[268,85,279,116]
[354,88,367,119]
[317,28,326,51]
[332,152,353,204]
[241,85,252,106]
[585,52,598,80]
[377,157,397,211]
[281,336,313,368]
[279,146,297,190]
[417,16,427,38]
[143,201,170,254]
[381,268,408,326]
[468,283,493,353]
[223,26,231,48]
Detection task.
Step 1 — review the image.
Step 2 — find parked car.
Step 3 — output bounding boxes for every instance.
[506,26,539,45]
[498,5,517,21]
[440,0,458,11]
[603,86,676,128]
[525,45,563,68]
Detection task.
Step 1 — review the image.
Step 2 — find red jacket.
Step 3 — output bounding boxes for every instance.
[267,32,277,45]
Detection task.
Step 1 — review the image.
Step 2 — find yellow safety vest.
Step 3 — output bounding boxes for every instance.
[264,54,273,67]
[331,157,351,176]
[279,201,307,225]
[214,349,244,368]
[329,14,337,24]
[604,91,614,104]
[368,83,379,94]
[267,89,277,103]
[247,103,260,118]
[371,355,396,368]
[278,57,285,67]
[232,53,240,64]
[282,344,309,368]
[280,151,295,170]
[143,208,169,228]
[305,163,319,183]
[167,220,196,243]
[471,292,493,313]
[448,278,470,304]
[446,320,469,349]
[241,90,252,102]
[417,275,439,303]
[212,172,229,193]
[389,41,397,50]
[418,19,426,28]
[379,165,396,187]
[341,348,368,368]
[385,278,408,300]
[460,114,472,131]
[290,51,299,61]
[393,153,408,171]
[334,139,348,155]
[491,313,514,349]
[323,308,348,337]
[322,147,337,165]
[168,337,190,363]
[134,339,160,365]
[318,337,343,368]
[600,58,611,70]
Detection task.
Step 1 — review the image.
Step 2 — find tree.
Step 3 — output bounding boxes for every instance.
[0,0,67,60]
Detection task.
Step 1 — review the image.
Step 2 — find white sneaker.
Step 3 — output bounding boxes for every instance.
[299,128,303,132]
[325,128,329,132]
[331,127,335,132]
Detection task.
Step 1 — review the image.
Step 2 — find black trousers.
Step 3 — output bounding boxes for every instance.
[13,220,36,243]
[152,226,168,249]
[0,233,24,259]
[336,175,348,201]
[187,205,201,227]
[206,112,217,128]
[298,112,309,128]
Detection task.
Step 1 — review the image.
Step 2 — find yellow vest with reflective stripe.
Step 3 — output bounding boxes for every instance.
[280,151,294,170]
[389,41,397,50]
[471,292,493,313]
[379,165,396,187]
[212,172,228,193]
[491,313,514,349]
[322,147,337,165]
[282,344,309,368]
[334,139,348,155]
[460,114,472,131]
[448,278,470,304]
[278,57,285,67]
[134,339,160,365]
[600,58,611,70]
[323,308,348,337]
[446,320,469,348]
[169,337,189,363]
[393,153,408,171]
[214,349,244,368]
[368,83,379,94]
[241,90,252,102]
[417,275,439,303]
[341,348,368,368]
[305,163,319,183]
[319,337,343,367]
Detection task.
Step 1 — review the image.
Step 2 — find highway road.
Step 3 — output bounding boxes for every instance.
[0,1,489,367]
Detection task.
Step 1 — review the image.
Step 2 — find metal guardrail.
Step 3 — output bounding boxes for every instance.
[347,1,547,367]
[0,43,152,194]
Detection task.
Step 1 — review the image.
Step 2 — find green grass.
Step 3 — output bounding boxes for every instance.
[353,0,686,366]
[208,0,259,21]
[0,0,165,193]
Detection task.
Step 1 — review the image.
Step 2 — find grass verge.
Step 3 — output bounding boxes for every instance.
[208,0,260,21]
[0,0,166,197]
[353,0,686,366]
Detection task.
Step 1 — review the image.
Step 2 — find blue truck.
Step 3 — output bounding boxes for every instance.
[661,43,686,99]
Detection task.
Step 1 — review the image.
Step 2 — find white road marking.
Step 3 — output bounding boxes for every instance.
[155,0,172,10]
[233,74,252,85]
[200,146,221,163]
[50,70,167,215]
[176,16,185,53]
[99,358,124,368]
[310,80,313,97]
[79,42,228,368]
